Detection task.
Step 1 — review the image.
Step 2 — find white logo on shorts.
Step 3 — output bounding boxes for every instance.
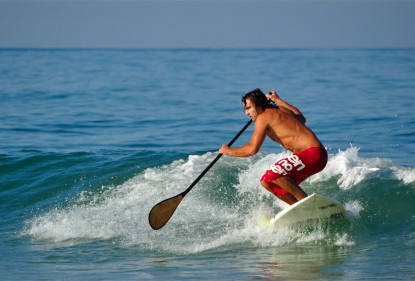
[270,154,305,175]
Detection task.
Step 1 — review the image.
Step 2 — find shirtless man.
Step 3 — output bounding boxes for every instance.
[219,88,327,205]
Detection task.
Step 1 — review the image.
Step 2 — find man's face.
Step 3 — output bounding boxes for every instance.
[243,98,260,121]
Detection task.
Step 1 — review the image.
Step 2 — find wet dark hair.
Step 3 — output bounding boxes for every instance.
[242,88,276,111]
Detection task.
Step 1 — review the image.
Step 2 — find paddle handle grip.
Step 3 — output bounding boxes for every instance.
[182,119,252,197]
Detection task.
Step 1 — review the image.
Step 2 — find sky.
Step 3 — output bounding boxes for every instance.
[0,0,414,48]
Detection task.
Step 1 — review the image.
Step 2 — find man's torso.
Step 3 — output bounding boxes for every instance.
[260,108,322,152]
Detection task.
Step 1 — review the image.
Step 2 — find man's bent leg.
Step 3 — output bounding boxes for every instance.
[260,181,298,205]
[276,193,299,205]
[273,176,308,201]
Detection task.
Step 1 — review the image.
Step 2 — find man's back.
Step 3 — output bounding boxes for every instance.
[259,107,323,153]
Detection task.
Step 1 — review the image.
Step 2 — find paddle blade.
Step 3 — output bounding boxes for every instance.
[148,194,184,230]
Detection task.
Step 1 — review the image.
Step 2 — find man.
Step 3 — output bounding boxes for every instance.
[219,89,327,205]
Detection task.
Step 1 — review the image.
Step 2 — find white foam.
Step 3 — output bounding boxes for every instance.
[344,200,364,218]
[334,233,356,246]
[313,146,379,189]
[393,166,415,184]
[23,153,245,253]
[312,146,415,189]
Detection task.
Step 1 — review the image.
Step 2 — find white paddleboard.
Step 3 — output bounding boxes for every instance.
[269,193,346,228]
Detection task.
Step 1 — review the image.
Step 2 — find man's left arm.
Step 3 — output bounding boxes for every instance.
[267,91,306,124]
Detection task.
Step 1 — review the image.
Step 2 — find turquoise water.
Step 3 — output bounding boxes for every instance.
[1,49,415,280]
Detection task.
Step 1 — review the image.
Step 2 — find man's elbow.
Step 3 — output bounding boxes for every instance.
[295,114,306,124]
[247,147,259,156]
[301,116,306,124]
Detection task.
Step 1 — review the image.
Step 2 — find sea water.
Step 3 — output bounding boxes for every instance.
[1,48,415,280]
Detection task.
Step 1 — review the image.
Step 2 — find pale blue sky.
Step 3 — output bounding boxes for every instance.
[1,0,414,48]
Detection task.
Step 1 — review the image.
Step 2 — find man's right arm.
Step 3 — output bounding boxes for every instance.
[219,115,267,157]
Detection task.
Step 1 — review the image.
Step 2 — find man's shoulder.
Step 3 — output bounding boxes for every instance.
[263,107,282,119]
[257,108,281,124]
[264,107,279,113]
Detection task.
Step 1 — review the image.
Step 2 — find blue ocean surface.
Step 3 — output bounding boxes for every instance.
[1,48,415,280]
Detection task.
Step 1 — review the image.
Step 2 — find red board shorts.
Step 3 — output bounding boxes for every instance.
[260,147,328,195]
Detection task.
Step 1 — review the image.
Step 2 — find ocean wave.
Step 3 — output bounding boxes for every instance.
[21,147,415,254]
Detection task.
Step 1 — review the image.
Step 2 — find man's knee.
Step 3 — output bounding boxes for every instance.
[260,180,272,192]
[274,176,296,186]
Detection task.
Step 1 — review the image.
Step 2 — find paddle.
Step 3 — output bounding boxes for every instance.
[148,120,253,230]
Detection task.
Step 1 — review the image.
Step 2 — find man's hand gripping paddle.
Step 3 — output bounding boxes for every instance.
[148,120,252,230]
